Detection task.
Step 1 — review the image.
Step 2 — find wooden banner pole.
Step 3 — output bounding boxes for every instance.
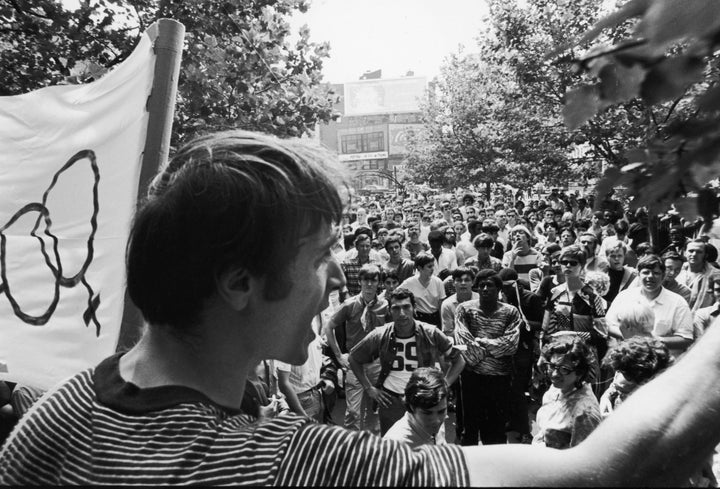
[117,18,185,351]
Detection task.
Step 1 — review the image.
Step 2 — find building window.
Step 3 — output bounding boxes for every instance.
[340,131,385,154]
[368,160,379,170]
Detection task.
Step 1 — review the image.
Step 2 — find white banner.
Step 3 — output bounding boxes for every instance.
[0,26,157,389]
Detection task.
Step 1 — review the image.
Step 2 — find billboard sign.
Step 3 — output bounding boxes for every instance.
[344,77,427,116]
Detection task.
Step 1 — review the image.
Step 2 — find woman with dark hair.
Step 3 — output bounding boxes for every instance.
[532,337,601,449]
[541,245,608,395]
[599,337,671,417]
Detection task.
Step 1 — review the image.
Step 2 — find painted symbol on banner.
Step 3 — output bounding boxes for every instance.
[0,150,101,335]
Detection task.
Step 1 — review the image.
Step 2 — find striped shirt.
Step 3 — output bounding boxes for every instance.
[454,301,521,376]
[0,353,469,486]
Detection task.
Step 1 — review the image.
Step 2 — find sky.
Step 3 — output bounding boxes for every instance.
[288,0,491,83]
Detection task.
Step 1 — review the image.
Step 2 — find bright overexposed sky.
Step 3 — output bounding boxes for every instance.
[289,0,491,83]
[62,0,490,83]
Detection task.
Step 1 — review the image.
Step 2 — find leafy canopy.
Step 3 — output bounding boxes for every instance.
[0,0,338,144]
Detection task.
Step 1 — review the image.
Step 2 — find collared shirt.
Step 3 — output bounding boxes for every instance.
[454,301,521,376]
[606,287,693,356]
[349,322,458,391]
[0,353,470,486]
[330,294,388,352]
[693,302,720,340]
[532,384,601,449]
[383,412,447,449]
[677,263,720,312]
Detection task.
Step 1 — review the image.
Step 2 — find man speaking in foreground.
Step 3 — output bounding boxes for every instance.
[2,130,720,486]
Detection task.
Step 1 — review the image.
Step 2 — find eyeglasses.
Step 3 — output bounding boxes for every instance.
[560,260,579,267]
[544,363,574,376]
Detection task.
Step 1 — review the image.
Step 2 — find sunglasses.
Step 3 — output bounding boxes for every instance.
[560,260,579,267]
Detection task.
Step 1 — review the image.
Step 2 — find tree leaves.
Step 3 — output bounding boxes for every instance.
[598,62,645,103]
[1,0,336,143]
[563,85,603,130]
[555,0,720,217]
[638,0,720,46]
[640,54,706,104]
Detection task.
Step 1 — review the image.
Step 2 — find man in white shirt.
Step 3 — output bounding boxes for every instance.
[427,230,457,277]
[607,255,693,358]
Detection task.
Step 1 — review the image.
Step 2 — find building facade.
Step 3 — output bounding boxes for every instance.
[318,76,427,193]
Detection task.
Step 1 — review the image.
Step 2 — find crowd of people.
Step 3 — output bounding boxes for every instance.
[309,184,720,482]
[3,131,720,485]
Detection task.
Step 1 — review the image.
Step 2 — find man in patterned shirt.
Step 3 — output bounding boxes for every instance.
[455,269,521,446]
[5,130,720,486]
[342,234,381,297]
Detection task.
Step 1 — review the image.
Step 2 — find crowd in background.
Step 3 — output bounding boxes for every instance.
[3,183,720,485]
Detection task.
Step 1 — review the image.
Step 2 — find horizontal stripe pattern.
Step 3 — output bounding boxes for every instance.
[0,368,469,486]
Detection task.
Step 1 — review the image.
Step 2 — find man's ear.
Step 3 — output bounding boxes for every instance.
[216,267,256,311]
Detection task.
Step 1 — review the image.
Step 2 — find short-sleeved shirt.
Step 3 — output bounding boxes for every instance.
[533,384,601,449]
[275,333,324,394]
[399,275,446,314]
[606,287,693,356]
[0,353,470,486]
[693,302,720,340]
[501,249,541,282]
[330,294,388,352]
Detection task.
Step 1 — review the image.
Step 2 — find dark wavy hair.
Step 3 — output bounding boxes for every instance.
[541,336,595,387]
[404,367,448,412]
[602,337,671,385]
[127,130,349,331]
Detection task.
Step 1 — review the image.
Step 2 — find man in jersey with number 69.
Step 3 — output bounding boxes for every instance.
[348,288,465,435]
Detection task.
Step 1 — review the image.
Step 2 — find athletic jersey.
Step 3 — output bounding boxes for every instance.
[383,335,419,394]
[0,353,469,486]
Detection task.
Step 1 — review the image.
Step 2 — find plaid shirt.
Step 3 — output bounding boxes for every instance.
[341,256,382,296]
[455,301,520,376]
